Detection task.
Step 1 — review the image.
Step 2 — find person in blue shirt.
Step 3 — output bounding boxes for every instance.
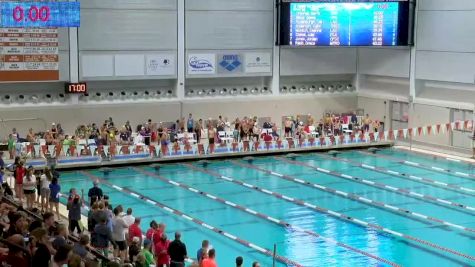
[196,239,209,263]
[187,113,194,133]
[49,177,61,219]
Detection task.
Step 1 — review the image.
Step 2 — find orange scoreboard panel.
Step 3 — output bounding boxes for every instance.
[0,27,59,81]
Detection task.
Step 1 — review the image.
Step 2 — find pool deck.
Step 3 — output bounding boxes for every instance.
[7,141,395,170]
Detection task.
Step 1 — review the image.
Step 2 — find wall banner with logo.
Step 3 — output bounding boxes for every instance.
[244,52,272,73]
[187,53,216,75]
[217,54,243,74]
[146,54,176,76]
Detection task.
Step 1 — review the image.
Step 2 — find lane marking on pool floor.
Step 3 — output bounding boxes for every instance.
[184,163,475,262]
[317,153,475,196]
[136,167,400,267]
[229,161,475,235]
[281,156,475,214]
[357,150,475,181]
[395,146,475,165]
[79,171,303,267]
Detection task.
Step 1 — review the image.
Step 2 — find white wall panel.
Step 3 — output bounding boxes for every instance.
[80,0,177,10]
[416,51,475,84]
[115,55,145,76]
[81,55,114,77]
[358,48,410,78]
[59,51,70,81]
[280,48,357,76]
[186,0,273,11]
[418,0,475,10]
[417,11,475,53]
[79,10,177,51]
[58,28,69,51]
[186,11,273,49]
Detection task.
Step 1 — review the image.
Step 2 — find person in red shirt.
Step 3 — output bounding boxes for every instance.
[14,161,26,202]
[155,233,170,267]
[128,217,142,246]
[201,248,217,267]
[145,220,158,240]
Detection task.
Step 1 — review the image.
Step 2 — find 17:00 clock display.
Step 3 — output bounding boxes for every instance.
[0,1,80,28]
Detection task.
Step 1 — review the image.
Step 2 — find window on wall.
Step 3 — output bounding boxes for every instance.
[391,101,409,130]
[451,109,474,149]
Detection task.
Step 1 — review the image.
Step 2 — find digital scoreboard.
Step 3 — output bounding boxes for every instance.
[279,0,413,46]
[65,82,87,94]
[0,1,80,28]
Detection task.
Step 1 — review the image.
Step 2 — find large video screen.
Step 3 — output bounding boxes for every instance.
[280,1,413,46]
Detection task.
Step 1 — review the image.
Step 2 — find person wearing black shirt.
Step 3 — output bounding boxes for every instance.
[88,180,103,205]
[168,232,187,267]
[31,227,53,267]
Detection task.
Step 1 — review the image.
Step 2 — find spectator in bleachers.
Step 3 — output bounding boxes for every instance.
[14,160,26,202]
[67,189,83,235]
[52,223,69,250]
[88,180,103,206]
[49,177,61,219]
[52,243,73,267]
[235,256,243,267]
[201,248,217,267]
[31,227,54,267]
[43,212,56,236]
[139,239,155,266]
[168,231,187,267]
[128,236,141,263]
[112,207,128,261]
[155,233,170,267]
[22,166,36,210]
[3,234,29,267]
[92,217,116,257]
[73,234,92,260]
[252,262,261,267]
[197,239,209,263]
[5,211,28,238]
[7,134,15,160]
[128,217,142,246]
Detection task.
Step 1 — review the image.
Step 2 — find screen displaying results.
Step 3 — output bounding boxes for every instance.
[0,1,80,28]
[289,2,399,46]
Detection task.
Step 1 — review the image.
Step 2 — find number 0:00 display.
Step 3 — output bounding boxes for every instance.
[13,5,50,22]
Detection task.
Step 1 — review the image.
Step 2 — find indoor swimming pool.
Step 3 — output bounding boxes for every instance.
[59,148,475,267]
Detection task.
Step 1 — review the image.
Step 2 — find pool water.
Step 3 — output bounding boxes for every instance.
[59,148,475,267]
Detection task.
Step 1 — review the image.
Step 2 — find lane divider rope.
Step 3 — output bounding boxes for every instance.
[358,150,475,181]
[179,164,401,267]
[233,159,475,235]
[184,163,475,262]
[79,171,303,267]
[285,156,475,214]
[317,153,475,196]
[395,146,475,166]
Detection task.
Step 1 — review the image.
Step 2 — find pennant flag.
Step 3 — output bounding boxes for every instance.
[48,145,55,156]
[89,146,95,156]
[464,120,469,130]
[398,129,403,139]
[417,127,423,136]
[62,145,70,156]
[392,130,398,140]
[455,121,460,130]
[451,122,456,130]
[34,145,40,157]
[427,125,432,135]
[103,146,109,156]
[436,124,441,134]
[446,123,451,132]
[403,129,408,139]
[383,131,389,141]
[117,145,122,155]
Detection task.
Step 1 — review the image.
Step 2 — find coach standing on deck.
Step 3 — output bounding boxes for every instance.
[168,231,187,267]
[88,180,103,205]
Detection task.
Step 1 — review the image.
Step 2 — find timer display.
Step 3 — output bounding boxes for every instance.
[0,2,80,28]
[65,82,87,94]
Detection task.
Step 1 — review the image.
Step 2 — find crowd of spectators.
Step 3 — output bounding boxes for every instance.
[1,111,374,160]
